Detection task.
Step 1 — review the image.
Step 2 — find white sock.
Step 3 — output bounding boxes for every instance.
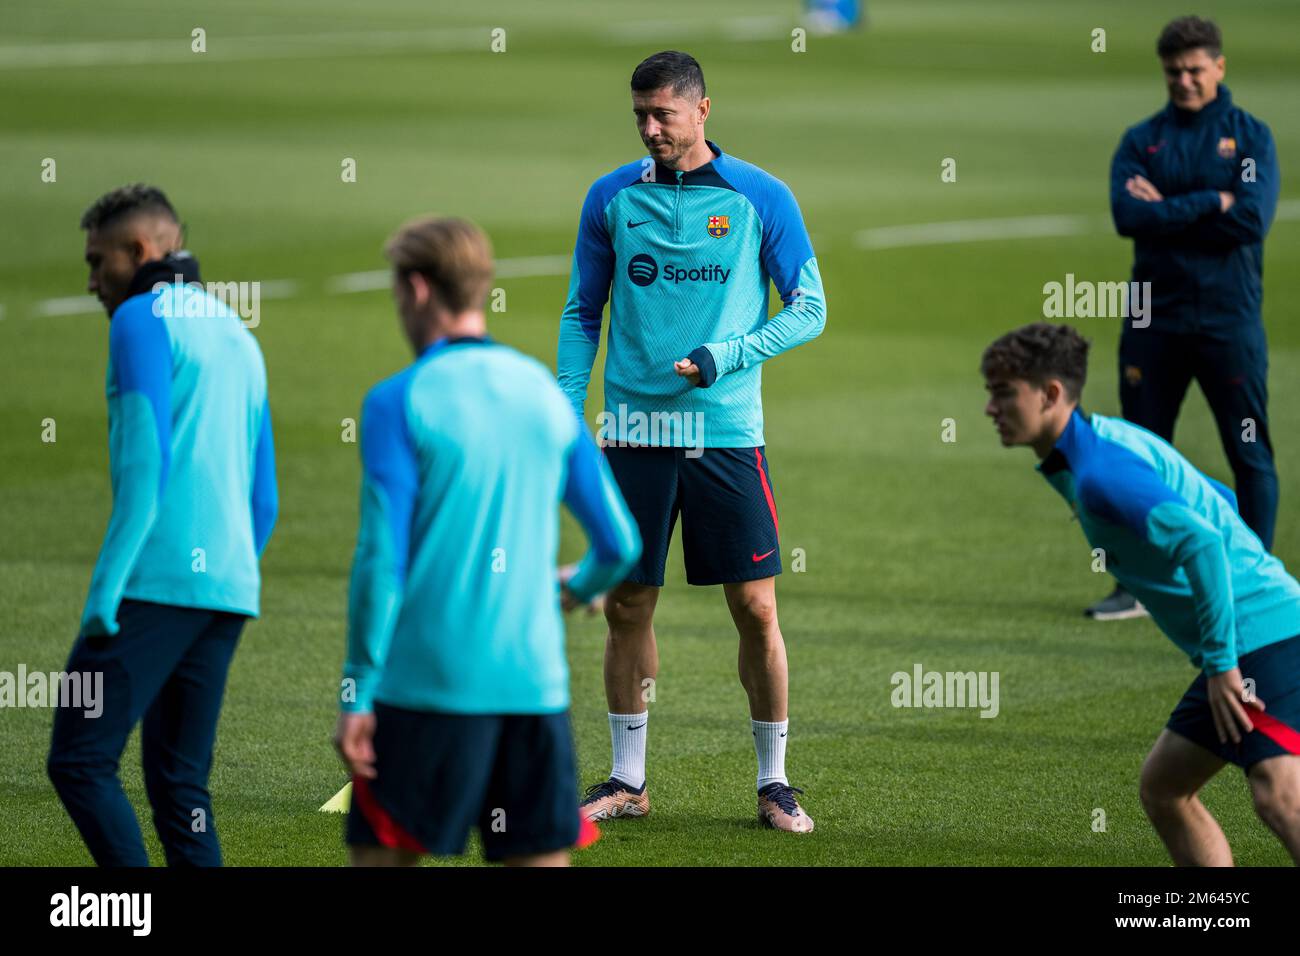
[609,712,648,790]
[752,718,789,791]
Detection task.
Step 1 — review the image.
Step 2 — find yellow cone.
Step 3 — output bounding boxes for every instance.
[320,781,352,813]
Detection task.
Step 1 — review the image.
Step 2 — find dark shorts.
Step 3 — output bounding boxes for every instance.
[346,704,579,861]
[1167,634,1300,770]
[603,445,781,587]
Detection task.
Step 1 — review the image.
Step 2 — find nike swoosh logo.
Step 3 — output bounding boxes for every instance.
[752,549,776,562]
[780,732,787,737]
[627,219,653,229]
[627,723,646,731]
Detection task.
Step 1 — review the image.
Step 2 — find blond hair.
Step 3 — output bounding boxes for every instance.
[384,216,494,313]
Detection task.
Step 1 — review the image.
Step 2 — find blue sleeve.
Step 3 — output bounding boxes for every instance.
[1079,469,1236,674]
[342,377,419,713]
[1188,122,1279,246]
[561,424,641,602]
[700,178,826,381]
[251,399,278,556]
[557,179,616,419]
[1110,127,1221,239]
[80,301,172,637]
[1204,475,1239,513]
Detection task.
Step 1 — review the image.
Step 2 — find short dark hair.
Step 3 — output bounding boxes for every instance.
[980,323,1091,401]
[631,50,705,101]
[80,183,178,232]
[1157,16,1222,59]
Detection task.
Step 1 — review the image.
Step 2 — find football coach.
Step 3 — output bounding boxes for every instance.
[1096,16,1281,621]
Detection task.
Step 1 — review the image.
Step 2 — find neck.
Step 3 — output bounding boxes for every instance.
[667,136,715,172]
[413,310,487,353]
[1032,406,1076,460]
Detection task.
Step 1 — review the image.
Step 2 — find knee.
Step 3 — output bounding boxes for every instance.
[1251,777,1299,832]
[731,591,778,634]
[604,586,657,633]
[1138,765,1187,818]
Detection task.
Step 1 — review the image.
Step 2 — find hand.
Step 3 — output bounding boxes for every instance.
[79,606,120,639]
[674,358,701,386]
[1205,667,1264,745]
[333,711,377,779]
[1125,175,1163,202]
[1218,191,1236,213]
[558,564,603,616]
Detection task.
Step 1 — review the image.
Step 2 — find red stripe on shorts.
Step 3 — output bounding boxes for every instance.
[754,448,779,535]
[1252,710,1300,755]
[352,776,427,853]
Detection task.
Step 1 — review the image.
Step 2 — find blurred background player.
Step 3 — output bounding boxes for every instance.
[1097,15,1280,621]
[48,184,278,866]
[334,216,640,867]
[805,0,864,35]
[557,51,825,832]
[983,323,1300,865]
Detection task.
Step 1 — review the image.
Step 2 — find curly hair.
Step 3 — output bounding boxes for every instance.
[980,323,1091,401]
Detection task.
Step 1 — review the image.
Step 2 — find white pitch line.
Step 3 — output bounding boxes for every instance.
[0,17,791,71]
[0,27,492,70]
[20,206,1300,318]
[856,214,1095,250]
[857,200,1300,251]
[35,295,101,317]
[257,279,300,299]
[327,255,570,294]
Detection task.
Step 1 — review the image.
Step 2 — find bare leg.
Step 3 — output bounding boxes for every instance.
[349,845,421,867]
[1139,729,1232,866]
[603,581,660,714]
[723,577,787,722]
[1248,754,1300,864]
[503,849,569,867]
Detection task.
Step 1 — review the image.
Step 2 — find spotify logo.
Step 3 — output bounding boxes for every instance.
[627,254,658,287]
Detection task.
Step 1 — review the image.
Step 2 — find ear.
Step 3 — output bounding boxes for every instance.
[407,271,432,310]
[126,235,152,267]
[697,96,710,124]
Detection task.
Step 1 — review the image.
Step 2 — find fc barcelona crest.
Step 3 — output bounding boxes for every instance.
[1217,137,1237,159]
[707,215,729,238]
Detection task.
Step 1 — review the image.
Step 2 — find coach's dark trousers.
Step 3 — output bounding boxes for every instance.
[1119,323,1278,549]
[47,599,245,866]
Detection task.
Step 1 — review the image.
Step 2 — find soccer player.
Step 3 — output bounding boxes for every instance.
[983,323,1300,865]
[48,184,278,866]
[1094,15,1281,621]
[557,51,826,832]
[334,217,641,867]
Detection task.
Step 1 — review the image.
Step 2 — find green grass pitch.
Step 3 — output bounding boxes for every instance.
[1,0,1298,865]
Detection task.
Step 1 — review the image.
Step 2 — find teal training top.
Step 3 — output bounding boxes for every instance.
[1039,409,1300,674]
[557,140,826,448]
[341,337,641,715]
[81,255,277,636]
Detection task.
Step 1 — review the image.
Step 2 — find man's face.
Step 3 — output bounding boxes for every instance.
[633,86,705,168]
[984,377,1052,447]
[1161,47,1224,112]
[84,227,144,317]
